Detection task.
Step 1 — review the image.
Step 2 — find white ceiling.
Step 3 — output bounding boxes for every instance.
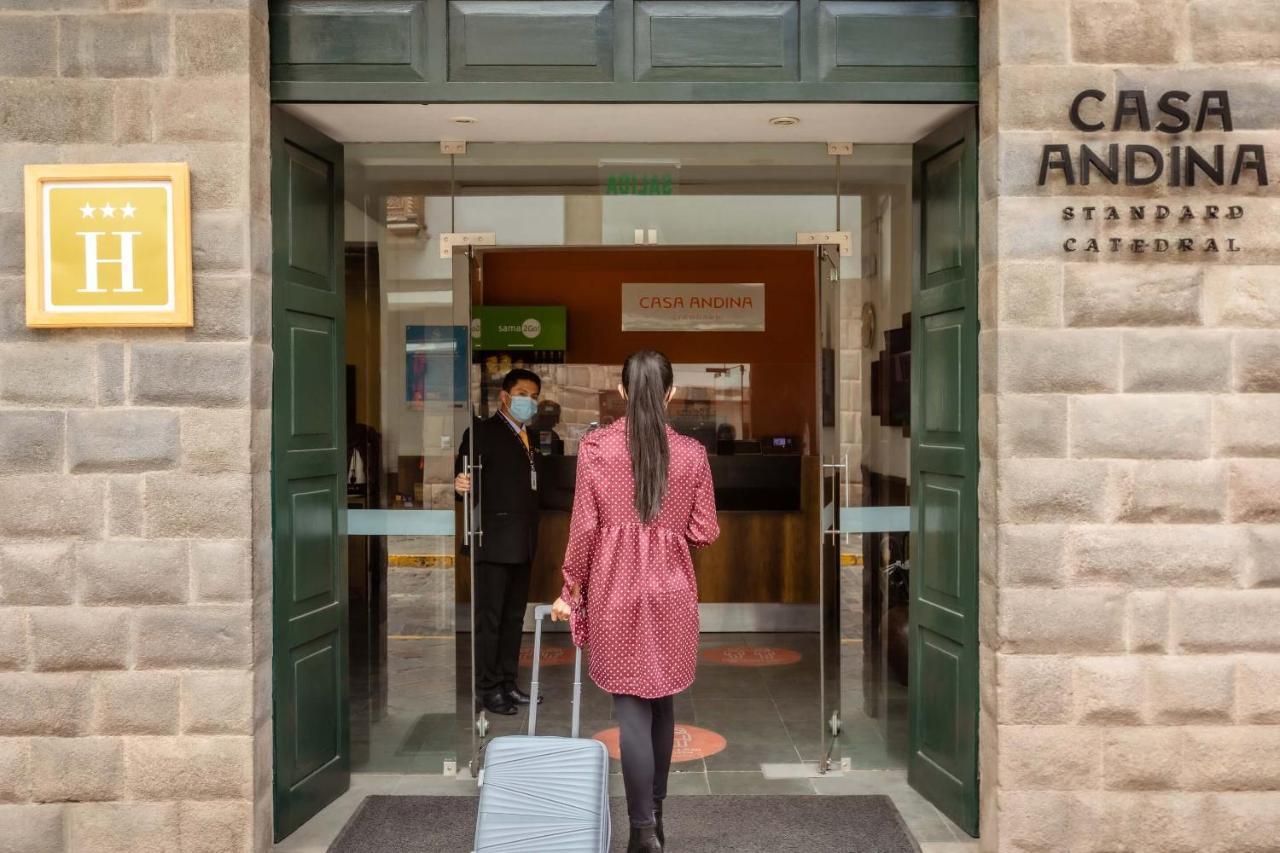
[282,102,968,145]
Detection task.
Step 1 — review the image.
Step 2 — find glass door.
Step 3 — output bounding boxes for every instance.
[342,190,473,778]
[451,248,483,774]
[817,244,845,772]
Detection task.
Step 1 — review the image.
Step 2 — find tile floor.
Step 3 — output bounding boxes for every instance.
[284,631,976,852]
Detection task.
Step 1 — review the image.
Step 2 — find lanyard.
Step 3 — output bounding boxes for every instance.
[500,413,538,490]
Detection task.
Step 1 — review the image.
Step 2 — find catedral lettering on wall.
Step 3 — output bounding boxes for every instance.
[1037,90,1270,254]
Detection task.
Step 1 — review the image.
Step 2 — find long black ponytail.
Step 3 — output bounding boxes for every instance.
[622,350,674,523]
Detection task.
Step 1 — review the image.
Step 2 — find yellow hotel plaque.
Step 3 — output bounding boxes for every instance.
[24,163,193,328]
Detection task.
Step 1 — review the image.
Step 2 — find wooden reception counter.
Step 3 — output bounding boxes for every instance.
[458,455,821,607]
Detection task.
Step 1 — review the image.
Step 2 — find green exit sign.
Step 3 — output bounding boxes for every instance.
[605,174,674,196]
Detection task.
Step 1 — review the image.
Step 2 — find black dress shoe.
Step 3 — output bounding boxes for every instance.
[654,800,665,847]
[627,825,662,853]
[503,684,542,706]
[481,689,518,716]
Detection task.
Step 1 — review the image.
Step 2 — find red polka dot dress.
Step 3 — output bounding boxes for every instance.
[560,419,720,699]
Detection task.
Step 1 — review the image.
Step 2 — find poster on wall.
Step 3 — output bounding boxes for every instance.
[24,162,193,327]
[405,325,467,409]
[621,283,765,332]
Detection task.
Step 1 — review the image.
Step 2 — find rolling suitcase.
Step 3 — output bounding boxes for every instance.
[473,604,611,853]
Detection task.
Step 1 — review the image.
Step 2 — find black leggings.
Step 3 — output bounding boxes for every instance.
[612,693,676,828]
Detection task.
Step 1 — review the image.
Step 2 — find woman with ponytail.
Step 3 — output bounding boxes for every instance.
[551,350,719,853]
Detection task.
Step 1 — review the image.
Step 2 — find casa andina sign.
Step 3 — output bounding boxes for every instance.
[1037,90,1268,255]
[24,163,193,327]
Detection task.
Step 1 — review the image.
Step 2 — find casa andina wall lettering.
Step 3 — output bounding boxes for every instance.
[1037,89,1269,255]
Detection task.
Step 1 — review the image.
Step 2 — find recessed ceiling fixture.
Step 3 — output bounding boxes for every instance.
[768,115,800,126]
[450,116,478,124]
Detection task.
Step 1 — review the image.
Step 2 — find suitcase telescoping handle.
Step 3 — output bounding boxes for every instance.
[529,604,584,738]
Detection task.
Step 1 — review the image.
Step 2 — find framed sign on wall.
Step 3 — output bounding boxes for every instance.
[24,162,193,328]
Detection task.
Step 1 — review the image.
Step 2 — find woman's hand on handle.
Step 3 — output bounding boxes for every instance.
[550,597,573,622]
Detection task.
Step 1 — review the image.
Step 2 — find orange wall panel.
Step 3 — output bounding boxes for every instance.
[478,247,817,444]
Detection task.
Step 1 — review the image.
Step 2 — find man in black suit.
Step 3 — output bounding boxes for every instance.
[454,368,547,716]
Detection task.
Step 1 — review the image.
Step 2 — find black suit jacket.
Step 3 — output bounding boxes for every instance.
[455,414,543,565]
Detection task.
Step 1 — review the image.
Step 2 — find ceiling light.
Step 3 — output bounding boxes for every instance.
[450,116,477,124]
[768,116,800,127]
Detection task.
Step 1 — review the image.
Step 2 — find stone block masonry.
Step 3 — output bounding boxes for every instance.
[982,1,1280,850]
[0,2,270,852]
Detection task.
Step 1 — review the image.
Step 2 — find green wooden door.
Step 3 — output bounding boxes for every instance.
[909,109,979,837]
[270,110,349,840]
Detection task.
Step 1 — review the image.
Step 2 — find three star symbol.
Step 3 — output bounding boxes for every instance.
[79,202,137,219]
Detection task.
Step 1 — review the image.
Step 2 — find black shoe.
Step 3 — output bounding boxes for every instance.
[654,800,664,848]
[627,825,662,853]
[481,689,518,716]
[503,684,542,706]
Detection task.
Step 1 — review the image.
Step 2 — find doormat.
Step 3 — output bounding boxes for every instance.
[327,794,922,853]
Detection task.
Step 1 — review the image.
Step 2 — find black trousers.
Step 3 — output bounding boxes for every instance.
[474,560,532,692]
[613,693,676,828]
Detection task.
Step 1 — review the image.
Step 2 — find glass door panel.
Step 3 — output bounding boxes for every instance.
[817,245,844,771]
[451,250,482,774]
[343,184,471,776]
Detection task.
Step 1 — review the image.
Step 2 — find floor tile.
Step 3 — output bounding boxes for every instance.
[691,697,785,724]
[706,771,815,795]
[702,740,802,771]
[392,775,477,796]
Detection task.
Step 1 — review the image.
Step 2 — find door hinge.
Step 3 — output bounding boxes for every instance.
[440,232,496,258]
[796,231,852,256]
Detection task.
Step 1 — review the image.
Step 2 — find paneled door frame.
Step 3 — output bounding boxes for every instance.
[270,110,350,840]
[908,107,980,837]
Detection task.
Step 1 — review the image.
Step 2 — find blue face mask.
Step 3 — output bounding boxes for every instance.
[509,395,537,423]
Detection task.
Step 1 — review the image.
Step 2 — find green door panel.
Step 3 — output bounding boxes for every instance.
[269,0,430,83]
[635,1,801,82]
[909,108,979,838]
[268,0,978,102]
[449,0,615,82]
[271,109,349,841]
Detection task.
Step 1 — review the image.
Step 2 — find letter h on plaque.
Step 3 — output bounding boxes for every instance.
[24,163,193,328]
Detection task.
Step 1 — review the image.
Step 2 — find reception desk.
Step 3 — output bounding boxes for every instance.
[534,454,804,513]
[458,455,821,607]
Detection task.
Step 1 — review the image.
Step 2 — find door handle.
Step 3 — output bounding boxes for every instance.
[821,454,848,542]
[462,458,473,546]
[472,456,484,547]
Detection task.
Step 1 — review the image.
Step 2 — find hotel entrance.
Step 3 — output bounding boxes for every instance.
[452,244,840,778]
[270,110,978,846]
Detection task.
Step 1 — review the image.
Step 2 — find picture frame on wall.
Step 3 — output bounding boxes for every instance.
[405,325,467,408]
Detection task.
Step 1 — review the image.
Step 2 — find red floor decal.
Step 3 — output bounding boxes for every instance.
[700,646,802,667]
[592,724,727,763]
[519,644,575,667]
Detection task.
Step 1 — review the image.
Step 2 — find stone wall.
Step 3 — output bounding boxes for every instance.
[980,1,1280,850]
[0,2,271,852]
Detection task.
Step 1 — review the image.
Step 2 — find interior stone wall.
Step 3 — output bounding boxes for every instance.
[0,2,272,852]
[980,1,1280,849]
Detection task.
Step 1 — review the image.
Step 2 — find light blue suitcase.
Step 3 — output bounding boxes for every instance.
[473,604,611,853]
